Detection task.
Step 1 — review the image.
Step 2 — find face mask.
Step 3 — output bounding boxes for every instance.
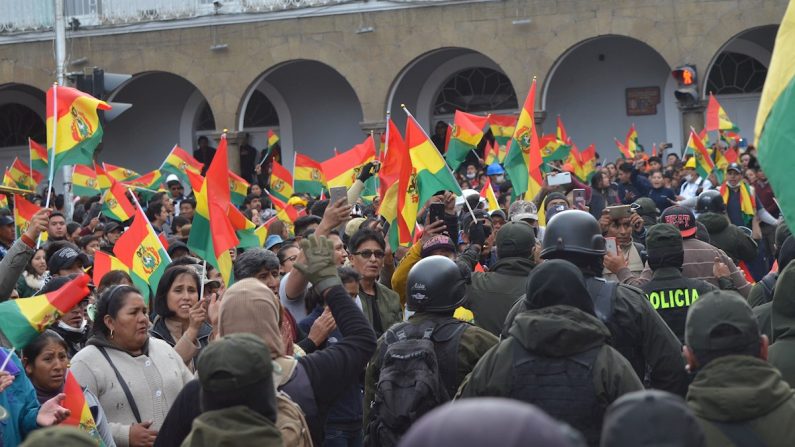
[466,173,476,179]
[684,174,693,182]
[494,175,505,183]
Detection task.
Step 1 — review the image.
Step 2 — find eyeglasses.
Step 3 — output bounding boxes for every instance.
[353,250,386,259]
[281,255,298,265]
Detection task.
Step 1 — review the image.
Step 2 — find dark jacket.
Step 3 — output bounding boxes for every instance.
[698,212,757,264]
[687,355,795,447]
[155,380,202,447]
[181,405,283,447]
[465,257,534,336]
[149,315,213,366]
[648,186,676,212]
[51,322,90,358]
[768,260,795,387]
[458,305,643,445]
[360,281,402,338]
[617,169,651,204]
[754,302,774,341]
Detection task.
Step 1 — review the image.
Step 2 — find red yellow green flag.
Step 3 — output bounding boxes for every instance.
[9,158,43,190]
[480,177,500,212]
[269,160,294,203]
[539,134,572,167]
[2,169,16,188]
[720,181,756,226]
[379,118,413,247]
[13,194,42,239]
[103,163,140,182]
[707,93,740,133]
[93,251,131,286]
[62,370,105,445]
[188,136,239,286]
[556,116,570,144]
[114,208,171,302]
[72,165,100,197]
[615,138,633,160]
[483,141,498,166]
[489,114,517,148]
[322,136,376,190]
[578,144,597,182]
[186,169,205,193]
[161,145,204,182]
[0,274,91,348]
[228,206,268,249]
[123,170,164,201]
[690,129,717,180]
[29,138,48,175]
[446,111,488,171]
[626,124,641,155]
[46,85,110,172]
[405,111,463,211]
[503,79,543,201]
[0,195,7,210]
[94,162,112,190]
[267,130,280,150]
[101,181,136,222]
[229,170,250,206]
[378,119,405,201]
[294,153,326,196]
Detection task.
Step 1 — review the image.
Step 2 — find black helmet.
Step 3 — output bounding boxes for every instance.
[407,256,469,313]
[696,190,725,213]
[541,210,606,259]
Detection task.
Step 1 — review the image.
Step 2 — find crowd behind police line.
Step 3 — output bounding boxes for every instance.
[0,135,793,447]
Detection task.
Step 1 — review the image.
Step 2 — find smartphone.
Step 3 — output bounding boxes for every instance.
[547,171,572,186]
[605,237,618,256]
[429,202,445,225]
[606,205,632,219]
[573,189,586,209]
[329,186,348,206]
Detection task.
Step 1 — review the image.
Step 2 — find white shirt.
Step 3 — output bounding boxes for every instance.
[679,176,713,201]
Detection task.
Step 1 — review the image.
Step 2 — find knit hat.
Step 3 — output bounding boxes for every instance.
[197,333,273,393]
[218,278,284,359]
[685,290,760,352]
[496,221,535,259]
[421,235,456,258]
[543,192,569,211]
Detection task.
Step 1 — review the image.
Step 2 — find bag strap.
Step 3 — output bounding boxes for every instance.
[710,421,768,447]
[97,346,142,424]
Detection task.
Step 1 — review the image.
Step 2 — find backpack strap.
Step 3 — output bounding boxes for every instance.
[710,421,768,447]
[97,346,142,424]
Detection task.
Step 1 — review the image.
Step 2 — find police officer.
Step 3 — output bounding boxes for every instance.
[364,256,498,445]
[695,190,757,265]
[641,224,733,342]
[503,210,687,396]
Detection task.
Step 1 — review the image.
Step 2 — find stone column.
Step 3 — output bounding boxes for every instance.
[679,103,706,149]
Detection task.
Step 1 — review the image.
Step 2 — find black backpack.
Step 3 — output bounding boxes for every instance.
[366,318,466,447]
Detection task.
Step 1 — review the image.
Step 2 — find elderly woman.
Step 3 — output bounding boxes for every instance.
[149,266,211,370]
[22,331,116,446]
[71,285,193,447]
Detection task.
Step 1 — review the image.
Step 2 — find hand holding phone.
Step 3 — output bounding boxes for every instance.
[605,237,618,256]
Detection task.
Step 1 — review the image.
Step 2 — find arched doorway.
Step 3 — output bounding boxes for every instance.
[0,83,46,174]
[102,72,214,172]
[543,36,672,160]
[239,60,364,165]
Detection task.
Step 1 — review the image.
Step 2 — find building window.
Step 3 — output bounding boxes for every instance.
[196,100,216,131]
[243,91,279,128]
[707,52,767,95]
[0,104,45,147]
[433,67,518,115]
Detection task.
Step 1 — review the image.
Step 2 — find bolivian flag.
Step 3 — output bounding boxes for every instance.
[322,136,376,190]
[267,130,280,150]
[46,85,110,172]
[114,208,171,302]
[294,153,326,196]
[539,134,572,168]
[0,195,7,210]
[0,274,90,348]
[504,79,543,201]
[756,1,795,227]
[101,181,136,222]
[94,162,112,190]
[228,206,267,249]
[480,178,500,212]
[9,158,43,190]
[29,139,48,175]
[707,93,740,133]
[13,194,42,239]
[2,169,16,188]
[578,144,597,182]
[72,165,100,197]
[229,170,250,206]
[103,163,140,182]
[62,370,104,445]
[626,124,642,155]
[161,145,204,182]
[269,160,294,203]
[188,136,239,286]
[93,251,131,286]
[720,181,756,226]
[379,118,413,247]
[484,141,498,166]
[690,129,717,181]
[123,170,163,201]
[489,114,517,148]
[446,111,488,171]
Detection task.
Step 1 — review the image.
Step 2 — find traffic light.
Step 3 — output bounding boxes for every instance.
[671,64,699,107]
[71,68,132,122]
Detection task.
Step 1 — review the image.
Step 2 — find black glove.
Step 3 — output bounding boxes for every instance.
[357,162,378,183]
[469,222,486,247]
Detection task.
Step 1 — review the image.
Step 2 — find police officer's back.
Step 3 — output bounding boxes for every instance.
[504,210,687,396]
[641,224,733,343]
[696,190,757,264]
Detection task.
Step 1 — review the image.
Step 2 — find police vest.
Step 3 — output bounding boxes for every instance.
[509,343,604,446]
[645,287,700,342]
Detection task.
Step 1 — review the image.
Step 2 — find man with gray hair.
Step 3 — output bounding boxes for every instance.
[233,248,281,295]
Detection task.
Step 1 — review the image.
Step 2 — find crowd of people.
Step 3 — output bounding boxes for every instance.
[0,132,792,447]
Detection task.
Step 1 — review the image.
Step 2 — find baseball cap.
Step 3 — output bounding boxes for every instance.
[47,247,90,274]
[645,224,683,256]
[421,235,456,258]
[685,290,760,352]
[103,221,123,234]
[0,215,14,226]
[508,200,538,222]
[265,234,284,250]
[166,240,189,258]
[496,221,535,258]
[659,206,697,238]
[166,174,182,187]
[197,333,273,393]
[726,162,742,174]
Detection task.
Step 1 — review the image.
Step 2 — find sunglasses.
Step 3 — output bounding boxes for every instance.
[353,250,386,259]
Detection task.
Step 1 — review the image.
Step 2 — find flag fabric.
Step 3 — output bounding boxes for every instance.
[29,139,48,175]
[2,169,17,188]
[446,111,488,171]
[267,130,280,150]
[720,181,756,226]
[405,113,463,212]
[61,370,104,444]
[267,192,304,228]
[103,163,140,182]
[293,153,326,196]
[489,114,517,147]
[161,145,203,182]
[114,208,171,301]
[0,195,7,210]
[13,195,42,239]
[322,136,377,190]
[556,116,570,144]
[0,274,90,348]
[46,85,110,172]
[228,171,250,207]
[480,178,500,212]
[186,169,204,193]
[503,79,543,202]
[483,141,498,166]
[651,143,658,157]
[615,138,633,160]
[539,134,572,167]
[626,124,642,155]
[188,136,239,286]
[269,160,294,203]
[123,170,163,193]
[378,119,406,201]
[691,130,717,180]
[706,93,740,133]
[228,206,267,249]
[101,181,136,222]
[578,144,597,182]
[94,162,112,190]
[92,251,130,285]
[9,158,43,190]
[755,0,795,228]
[72,165,100,197]
[379,119,414,247]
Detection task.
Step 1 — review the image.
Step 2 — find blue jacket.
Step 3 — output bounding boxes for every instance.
[617,169,651,204]
[0,350,40,445]
[648,187,676,212]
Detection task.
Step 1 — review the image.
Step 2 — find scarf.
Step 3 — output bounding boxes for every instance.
[720,181,755,226]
